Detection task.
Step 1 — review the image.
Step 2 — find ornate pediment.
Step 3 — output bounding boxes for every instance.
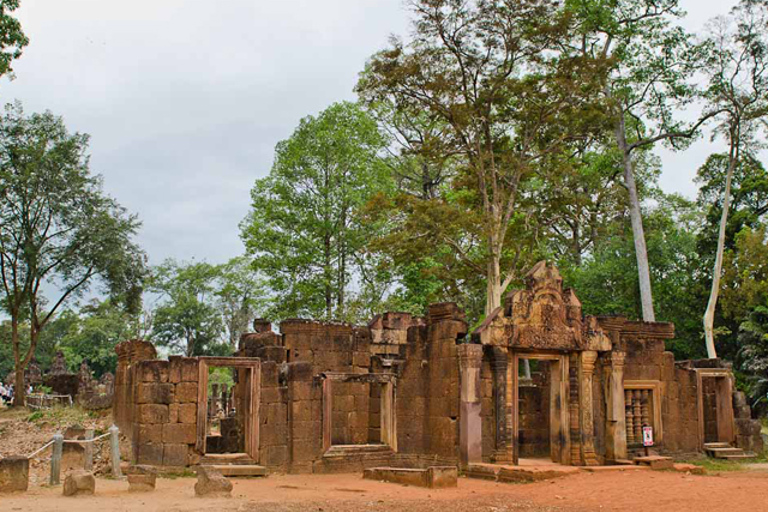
[472,261,610,352]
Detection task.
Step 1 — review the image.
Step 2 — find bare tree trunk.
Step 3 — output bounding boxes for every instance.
[486,245,502,315]
[615,118,655,322]
[12,317,26,407]
[703,139,738,359]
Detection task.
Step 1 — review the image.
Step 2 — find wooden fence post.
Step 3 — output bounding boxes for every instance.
[50,434,63,485]
[109,425,122,477]
[84,429,94,471]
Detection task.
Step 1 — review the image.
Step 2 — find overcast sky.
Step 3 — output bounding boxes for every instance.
[0,0,744,266]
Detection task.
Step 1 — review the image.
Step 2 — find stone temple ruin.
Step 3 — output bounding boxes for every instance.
[113,261,763,474]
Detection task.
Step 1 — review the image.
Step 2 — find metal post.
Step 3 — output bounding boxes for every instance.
[109,425,122,477]
[50,434,63,485]
[84,429,94,471]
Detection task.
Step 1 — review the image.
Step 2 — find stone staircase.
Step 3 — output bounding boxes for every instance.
[200,453,267,477]
[703,442,755,460]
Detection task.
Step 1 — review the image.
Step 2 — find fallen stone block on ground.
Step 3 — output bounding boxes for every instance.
[0,456,29,493]
[63,470,95,496]
[363,466,457,488]
[194,465,232,497]
[127,464,157,492]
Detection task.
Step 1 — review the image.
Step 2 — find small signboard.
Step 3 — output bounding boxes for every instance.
[642,425,654,447]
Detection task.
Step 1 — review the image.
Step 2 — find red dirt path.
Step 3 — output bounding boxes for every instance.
[1,468,767,512]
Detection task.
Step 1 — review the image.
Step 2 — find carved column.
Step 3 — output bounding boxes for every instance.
[603,351,627,461]
[579,351,600,466]
[491,347,512,463]
[569,354,581,465]
[458,344,484,466]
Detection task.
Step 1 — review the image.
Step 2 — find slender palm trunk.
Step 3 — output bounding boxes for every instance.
[615,117,655,322]
[703,137,738,359]
[12,317,26,407]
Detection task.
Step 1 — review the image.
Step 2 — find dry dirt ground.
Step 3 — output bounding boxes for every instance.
[2,469,768,512]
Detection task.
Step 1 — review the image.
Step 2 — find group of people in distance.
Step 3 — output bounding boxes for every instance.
[0,382,14,406]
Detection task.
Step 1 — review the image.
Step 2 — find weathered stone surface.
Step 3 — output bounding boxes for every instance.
[136,442,164,466]
[127,465,157,492]
[175,382,198,403]
[178,403,197,423]
[0,456,29,493]
[194,466,233,497]
[137,404,169,424]
[136,382,174,404]
[63,470,95,496]
[163,443,189,467]
[162,422,197,444]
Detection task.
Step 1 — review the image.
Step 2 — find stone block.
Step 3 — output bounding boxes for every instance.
[163,443,189,467]
[266,445,289,467]
[136,383,174,404]
[127,465,157,492]
[287,362,313,382]
[292,401,312,422]
[168,403,179,423]
[136,442,164,466]
[137,404,169,424]
[63,470,95,496]
[179,403,197,423]
[163,423,197,444]
[169,356,198,383]
[139,360,169,383]
[292,440,317,461]
[0,456,29,493]
[195,466,232,498]
[175,382,198,403]
[137,423,163,444]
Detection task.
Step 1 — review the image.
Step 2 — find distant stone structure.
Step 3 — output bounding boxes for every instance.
[113,261,762,473]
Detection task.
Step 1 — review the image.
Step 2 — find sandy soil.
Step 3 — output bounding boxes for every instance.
[2,469,768,512]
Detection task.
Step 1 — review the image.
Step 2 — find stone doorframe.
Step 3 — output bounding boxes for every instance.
[695,369,735,449]
[510,351,571,466]
[319,372,397,453]
[196,357,261,461]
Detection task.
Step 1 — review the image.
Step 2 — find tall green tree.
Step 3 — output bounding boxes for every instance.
[357,0,607,317]
[0,103,146,406]
[700,0,768,358]
[0,0,27,79]
[241,101,391,321]
[216,256,266,347]
[149,260,225,357]
[568,0,713,322]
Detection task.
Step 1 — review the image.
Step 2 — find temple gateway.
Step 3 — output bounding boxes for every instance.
[114,261,763,472]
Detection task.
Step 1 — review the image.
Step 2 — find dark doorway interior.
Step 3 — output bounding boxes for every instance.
[517,358,551,459]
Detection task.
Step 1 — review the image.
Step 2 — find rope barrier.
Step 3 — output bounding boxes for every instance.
[62,432,111,444]
[26,439,55,459]
[26,431,110,456]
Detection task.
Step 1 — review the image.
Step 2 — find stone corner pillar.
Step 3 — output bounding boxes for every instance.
[603,350,627,461]
[579,350,600,466]
[458,343,484,467]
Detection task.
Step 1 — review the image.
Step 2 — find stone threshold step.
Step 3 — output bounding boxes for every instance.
[205,464,267,477]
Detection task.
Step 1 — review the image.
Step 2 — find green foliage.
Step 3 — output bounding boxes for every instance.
[216,256,267,347]
[0,103,146,405]
[149,260,227,357]
[241,101,392,322]
[208,367,234,392]
[563,195,707,359]
[0,0,27,79]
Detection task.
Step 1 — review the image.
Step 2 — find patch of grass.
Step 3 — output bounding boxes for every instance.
[162,469,197,479]
[24,405,97,428]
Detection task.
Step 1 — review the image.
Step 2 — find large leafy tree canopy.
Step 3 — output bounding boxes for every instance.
[0,103,147,404]
[241,101,392,322]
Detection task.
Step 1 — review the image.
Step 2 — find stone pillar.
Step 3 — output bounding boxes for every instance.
[568,354,581,465]
[603,351,627,461]
[578,351,599,466]
[491,347,512,463]
[458,344,483,466]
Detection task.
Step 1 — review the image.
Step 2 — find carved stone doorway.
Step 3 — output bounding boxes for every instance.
[196,357,261,462]
[511,352,569,465]
[696,369,735,448]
